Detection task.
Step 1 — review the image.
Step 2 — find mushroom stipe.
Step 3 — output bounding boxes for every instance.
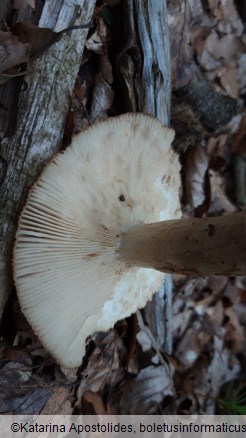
[13,113,246,368]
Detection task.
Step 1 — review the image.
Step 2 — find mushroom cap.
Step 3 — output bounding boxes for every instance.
[13,113,181,368]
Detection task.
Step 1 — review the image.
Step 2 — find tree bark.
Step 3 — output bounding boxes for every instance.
[0,0,96,316]
[117,0,173,353]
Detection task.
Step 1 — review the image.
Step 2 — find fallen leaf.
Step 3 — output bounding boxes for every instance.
[218,67,239,98]
[12,22,92,58]
[0,361,53,414]
[231,112,246,155]
[206,0,221,19]
[82,391,107,415]
[13,0,35,9]
[207,335,241,397]
[209,34,243,67]
[207,134,228,170]
[224,307,244,353]
[208,170,237,215]
[0,68,27,85]
[99,54,113,84]
[111,365,174,414]
[86,17,113,122]
[136,330,152,352]
[192,28,212,58]
[235,276,246,292]
[90,75,114,122]
[3,347,32,366]
[75,331,125,412]
[12,22,58,56]
[198,32,222,71]
[168,0,210,88]
[183,145,209,212]
[217,0,244,36]
[206,300,224,326]
[86,28,104,54]
[67,80,89,136]
[0,30,31,74]
[86,18,106,54]
[206,276,228,294]
[174,325,211,367]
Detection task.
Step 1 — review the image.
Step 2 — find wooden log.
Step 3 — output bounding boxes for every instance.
[117,0,173,353]
[0,0,96,316]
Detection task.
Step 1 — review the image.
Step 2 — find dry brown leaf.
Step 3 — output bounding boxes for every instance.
[194,1,245,101]
[192,28,211,58]
[13,0,35,9]
[68,80,89,136]
[207,335,241,397]
[86,28,103,53]
[3,347,32,366]
[136,330,152,352]
[0,361,53,414]
[207,134,227,170]
[198,32,222,71]
[12,22,58,56]
[111,365,174,414]
[217,0,244,36]
[86,17,113,122]
[183,146,209,211]
[90,76,114,122]
[172,305,193,341]
[235,276,246,292]
[82,391,107,415]
[224,307,244,353]
[0,68,27,85]
[168,0,211,88]
[206,0,221,18]
[168,1,194,89]
[176,333,240,413]
[12,22,92,59]
[174,325,211,367]
[218,67,239,99]
[86,18,106,54]
[74,82,87,101]
[75,331,125,413]
[206,301,224,326]
[208,170,237,215]
[210,34,243,66]
[99,54,113,84]
[206,276,228,294]
[231,112,246,155]
[0,30,31,74]
[0,21,82,84]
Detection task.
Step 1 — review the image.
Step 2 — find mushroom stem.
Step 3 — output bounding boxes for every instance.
[119,212,246,276]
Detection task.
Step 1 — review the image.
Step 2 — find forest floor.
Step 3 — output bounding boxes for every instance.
[0,0,246,415]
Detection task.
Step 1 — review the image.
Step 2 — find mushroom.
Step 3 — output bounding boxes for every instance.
[13,113,246,368]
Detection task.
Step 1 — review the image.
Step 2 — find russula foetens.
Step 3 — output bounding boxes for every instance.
[13,113,246,368]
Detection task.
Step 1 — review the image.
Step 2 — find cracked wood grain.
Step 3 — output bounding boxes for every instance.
[0,0,96,316]
[117,0,173,353]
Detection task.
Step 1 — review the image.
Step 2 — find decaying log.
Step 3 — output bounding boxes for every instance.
[117,0,171,126]
[117,0,173,354]
[0,0,96,316]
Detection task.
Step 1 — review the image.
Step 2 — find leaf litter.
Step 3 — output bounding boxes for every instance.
[1,0,246,416]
